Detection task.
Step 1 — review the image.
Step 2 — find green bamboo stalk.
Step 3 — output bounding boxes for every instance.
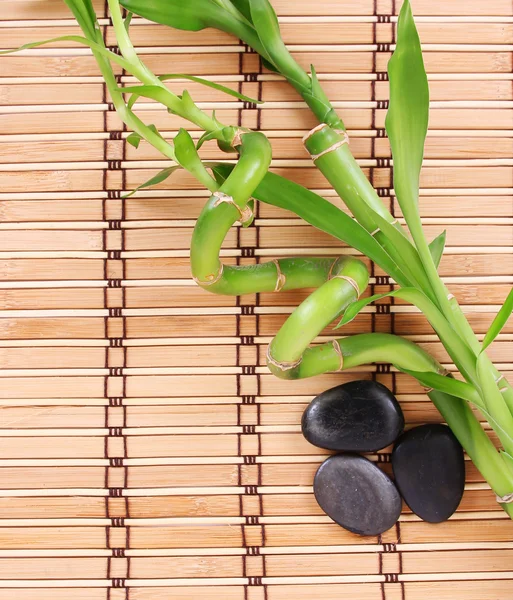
[269,332,445,380]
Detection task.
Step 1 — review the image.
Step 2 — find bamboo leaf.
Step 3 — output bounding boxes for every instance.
[119,84,181,112]
[174,128,216,190]
[122,166,180,198]
[120,0,257,38]
[500,451,513,477]
[158,73,262,104]
[126,132,141,148]
[385,0,428,222]
[213,164,411,287]
[64,0,98,38]
[358,204,429,291]
[336,289,409,328]
[401,369,484,409]
[482,287,513,351]
[0,35,133,72]
[231,0,253,22]
[429,230,446,268]
[119,0,218,31]
[248,0,286,68]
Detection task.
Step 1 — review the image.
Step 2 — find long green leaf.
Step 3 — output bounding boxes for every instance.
[231,0,253,21]
[118,84,181,112]
[247,0,289,68]
[213,164,410,287]
[482,287,513,351]
[158,74,262,104]
[500,451,513,477]
[358,203,430,292]
[123,166,180,198]
[120,0,258,41]
[401,369,484,409]
[385,0,429,222]
[64,0,98,38]
[429,230,446,268]
[0,36,133,72]
[119,0,218,31]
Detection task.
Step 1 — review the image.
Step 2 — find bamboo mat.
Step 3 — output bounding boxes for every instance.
[1,0,513,598]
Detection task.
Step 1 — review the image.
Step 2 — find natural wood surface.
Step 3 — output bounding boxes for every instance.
[1,0,513,598]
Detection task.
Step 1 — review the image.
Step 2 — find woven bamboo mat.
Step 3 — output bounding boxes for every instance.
[1,0,513,598]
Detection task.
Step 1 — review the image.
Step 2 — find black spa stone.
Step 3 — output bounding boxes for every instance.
[302,380,404,452]
[314,454,402,536]
[392,424,465,523]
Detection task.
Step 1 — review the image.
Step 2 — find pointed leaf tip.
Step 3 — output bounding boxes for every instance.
[385,0,428,222]
[482,287,513,351]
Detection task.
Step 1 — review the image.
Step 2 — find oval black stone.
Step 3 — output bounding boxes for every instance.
[392,424,465,523]
[314,454,402,536]
[302,380,404,452]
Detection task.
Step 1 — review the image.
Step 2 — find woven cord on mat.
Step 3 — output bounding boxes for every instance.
[0,0,513,599]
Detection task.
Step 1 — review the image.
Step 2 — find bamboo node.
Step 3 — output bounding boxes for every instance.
[496,492,513,504]
[272,259,287,292]
[332,339,344,371]
[301,122,329,143]
[231,128,244,148]
[308,131,350,162]
[329,274,361,298]
[266,345,302,372]
[212,191,253,226]
[193,263,224,287]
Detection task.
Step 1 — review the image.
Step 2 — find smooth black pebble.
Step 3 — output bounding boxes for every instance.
[302,380,404,452]
[392,424,465,523]
[314,454,402,536]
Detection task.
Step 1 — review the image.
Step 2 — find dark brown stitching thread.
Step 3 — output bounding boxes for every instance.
[246,515,260,525]
[241,395,256,403]
[375,276,391,285]
[376,364,392,374]
[376,453,392,463]
[376,304,391,314]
